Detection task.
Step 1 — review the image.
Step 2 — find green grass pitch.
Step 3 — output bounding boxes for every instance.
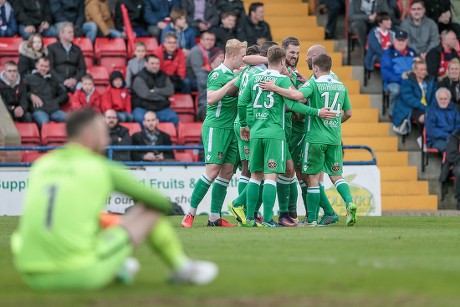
[0,216,459,307]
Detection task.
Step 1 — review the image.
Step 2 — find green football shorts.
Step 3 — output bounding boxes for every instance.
[202,125,238,165]
[234,122,250,161]
[289,132,305,170]
[249,138,286,174]
[302,142,343,176]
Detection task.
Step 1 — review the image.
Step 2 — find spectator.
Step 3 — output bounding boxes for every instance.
[47,22,87,92]
[160,8,196,53]
[132,111,174,161]
[217,0,245,19]
[101,70,133,122]
[154,32,190,93]
[348,0,392,54]
[131,54,178,126]
[425,87,460,152]
[425,0,460,36]
[181,0,219,35]
[438,58,460,110]
[401,0,440,58]
[0,0,17,37]
[237,2,271,46]
[18,34,48,77]
[213,11,237,50]
[392,57,437,135]
[426,29,459,78]
[50,0,97,43]
[144,0,181,40]
[71,74,102,112]
[393,0,413,25]
[21,57,68,128]
[85,0,123,38]
[453,0,460,25]
[104,109,132,161]
[126,42,146,89]
[365,12,395,72]
[440,129,460,210]
[12,0,57,39]
[114,0,148,38]
[0,61,31,122]
[381,29,417,114]
[319,0,345,40]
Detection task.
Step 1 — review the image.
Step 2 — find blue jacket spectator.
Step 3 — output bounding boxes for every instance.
[160,9,195,51]
[144,0,181,39]
[392,69,437,128]
[0,0,17,37]
[364,12,394,71]
[425,87,460,152]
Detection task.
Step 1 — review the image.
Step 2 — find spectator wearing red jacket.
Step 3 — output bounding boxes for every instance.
[153,32,191,93]
[71,74,102,112]
[101,71,133,122]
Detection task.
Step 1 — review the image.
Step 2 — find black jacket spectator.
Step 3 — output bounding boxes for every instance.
[50,0,86,35]
[12,0,53,28]
[426,45,459,78]
[213,25,236,50]
[425,0,460,36]
[114,0,145,31]
[131,68,174,112]
[0,69,29,121]
[21,71,69,114]
[440,129,460,209]
[217,0,245,19]
[181,0,219,29]
[18,38,49,77]
[131,129,173,161]
[237,15,271,46]
[47,42,86,83]
[109,124,132,161]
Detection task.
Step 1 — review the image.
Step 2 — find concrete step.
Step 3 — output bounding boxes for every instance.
[342,123,390,136]
[381,181,429,196]
[348,94,370,108]
[260,4,309,16]
[345,151,408,166]
[342,136,398,151]
[267,16,318,28]
[382,195,438,210]
[379,166,418,181]
[347,108,379,122]
[341,79,360,94]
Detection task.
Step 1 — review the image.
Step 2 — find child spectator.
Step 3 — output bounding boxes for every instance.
[0,0,17,37]
[18,33,48,77]
[365,12,394,72]
[213,11,237,50]
[425,87,460,152]
[126,42,147,88]
[71,74,102,112]
[101,71,133,122]
[160,8,196,54]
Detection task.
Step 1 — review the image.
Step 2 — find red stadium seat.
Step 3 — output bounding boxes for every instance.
[157,122,177,143]
[42,37,57,46]
[177,122,202,145]
[87,65,109,85]
[22,151,45,163]
[119,122,142,136]
[178,114,195,123]
[170,94,194,113]
[41,122,67,145]
[0,37,23,65]
[61,93,72,112]
[14,122,41,145]
[127,37,158,58]
[73,37,94,67]
[173,151,193,162]
[0,56,19,66]
[95,38,127,73]
[99,57,127,75]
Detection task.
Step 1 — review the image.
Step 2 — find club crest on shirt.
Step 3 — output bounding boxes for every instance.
[121,92,126,98]
[332,163,340,172]
[244,146,250,155]
[211,72,219,80]
[268,159,277,169]
[217,152,223,160]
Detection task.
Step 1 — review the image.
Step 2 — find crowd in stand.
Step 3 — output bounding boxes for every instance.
[0,0,273,162]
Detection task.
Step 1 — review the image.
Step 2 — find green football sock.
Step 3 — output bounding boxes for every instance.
[306,187,320,223]
[233,185,247,207]
[276,176,291,213]
[238,176,250,194]
[149,218,187,270]
[335,179,353,208]
[299,180,308,213]
[263,180,277,222]
[246,179,261,219]
[288,177,298,213]
[190,174,212,209]
[319,183,335,215]
[210,177,229,214]
[255,181,264,216]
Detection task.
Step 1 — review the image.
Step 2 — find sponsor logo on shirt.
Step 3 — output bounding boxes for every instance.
[217,152,223,160]
[256,112,269,120]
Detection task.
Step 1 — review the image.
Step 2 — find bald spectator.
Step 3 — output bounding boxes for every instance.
[426,29,459,78]
[0,61,31,122]
[132,111,174,161]
[105,109,132,161]
[237,2,271,46]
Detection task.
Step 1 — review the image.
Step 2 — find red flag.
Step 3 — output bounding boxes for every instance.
[121,4,135,58]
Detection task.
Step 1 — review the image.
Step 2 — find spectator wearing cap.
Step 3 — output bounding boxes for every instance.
[213,11,238,50]
[144,0,181,40]
[0,0,17,37]
[181,0,219,36]
[160,8,196,54]
[101,70,133,122]
[365,12,395,72]
[426,29,459,79]
[401,0,440,59]
[154,32,191,93]
[237,2,272,46]
[381,29,418,115]
[425,87,460,152]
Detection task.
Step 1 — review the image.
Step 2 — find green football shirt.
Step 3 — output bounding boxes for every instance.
[204,63,237,129]
[299,74,351,145]
[238,69,320,140]
[12,144,170,273]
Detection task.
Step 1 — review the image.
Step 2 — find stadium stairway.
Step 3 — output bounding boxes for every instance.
[249,0,438,211]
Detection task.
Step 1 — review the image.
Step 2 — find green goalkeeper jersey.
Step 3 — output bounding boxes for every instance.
[238,69,320,140]
[12,144,170,273]
[299,74,351,145]
[204,63,237,129]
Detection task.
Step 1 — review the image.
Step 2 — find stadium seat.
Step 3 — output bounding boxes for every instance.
[127,37,158,58]
[119,122,142,136]
[0,37,23,65]
[14,122,41,145]
[94,38,127,73]
[170,94,195,122]
[41,122,67,145]
[173,151,193,162]
[87,66,109,94]
[73,37,94,67]
[157,122,177,143]
[42,37,57,46]
[22,151,45,163]
[177,122,202,145]
[421,127,439,173]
